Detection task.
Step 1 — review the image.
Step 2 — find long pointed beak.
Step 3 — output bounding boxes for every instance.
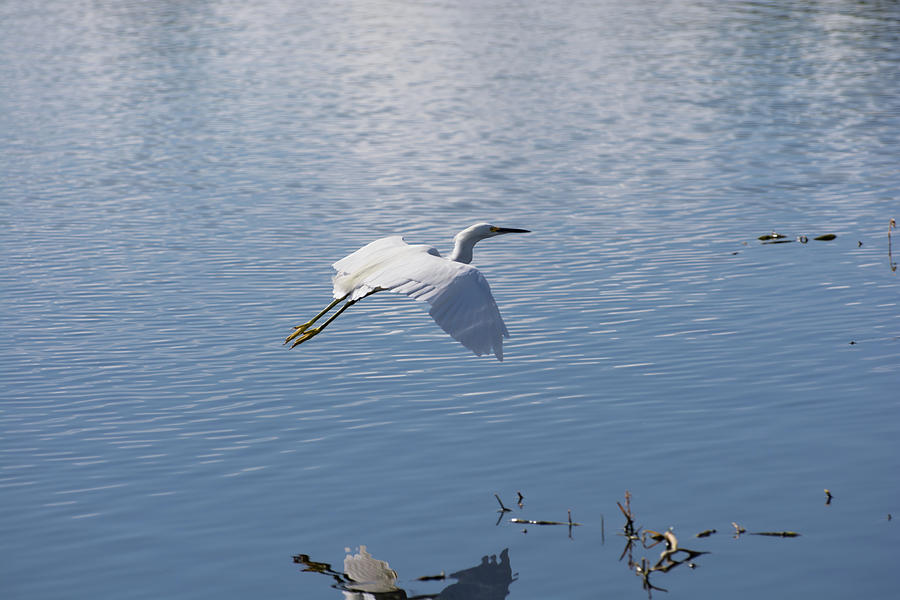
[495,227,530,234]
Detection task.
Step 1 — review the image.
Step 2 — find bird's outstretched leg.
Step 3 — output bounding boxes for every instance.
[287,296,344,336]
[287,297,358,347]
[285,289,381,348]
[285,296,346,345]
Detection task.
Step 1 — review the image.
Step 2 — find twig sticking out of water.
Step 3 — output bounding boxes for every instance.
[632,528,709,597]
[516,491,524,508]
[635,558,668,596]
[617,491,636,537]
[617,491,640,564]
[510,509,582,539]
[615,492,708,598]
[642,529,709,573]
[495,493,512,513]
[602,513,606,544]
[825,489,833,505]
[731,521,801,537]
[889,218,897,272]
[509,512,582,527]
[510,517,566,525]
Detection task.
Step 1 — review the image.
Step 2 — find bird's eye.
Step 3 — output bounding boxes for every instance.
[490,226,499,232]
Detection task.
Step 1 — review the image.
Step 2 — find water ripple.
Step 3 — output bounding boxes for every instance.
[2,1,899,598]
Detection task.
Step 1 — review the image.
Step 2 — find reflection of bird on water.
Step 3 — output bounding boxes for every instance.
[295,546,514,600]
[439,548,513,600]
[342,545,405,600]
[285,223,530,360]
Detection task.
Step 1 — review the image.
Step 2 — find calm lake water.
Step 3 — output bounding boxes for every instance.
[2,1,899,598]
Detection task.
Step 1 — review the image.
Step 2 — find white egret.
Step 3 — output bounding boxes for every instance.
[285,223,530,359]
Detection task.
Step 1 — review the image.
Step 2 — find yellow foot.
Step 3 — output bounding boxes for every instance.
[284,324,313,344]
[289,327,321,348]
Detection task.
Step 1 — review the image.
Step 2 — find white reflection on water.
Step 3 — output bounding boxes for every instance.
[294,545,514,600]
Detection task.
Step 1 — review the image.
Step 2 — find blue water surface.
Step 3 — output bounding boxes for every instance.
[2,1,898,598]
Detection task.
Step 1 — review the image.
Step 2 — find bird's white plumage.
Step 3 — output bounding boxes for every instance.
[332,235,509,359]
[285,223,527,359]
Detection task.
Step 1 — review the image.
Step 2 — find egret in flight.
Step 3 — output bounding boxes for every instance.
[285,223,530,360]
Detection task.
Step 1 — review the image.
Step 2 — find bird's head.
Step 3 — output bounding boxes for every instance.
[458,223,531,243]
[450,223,530,263]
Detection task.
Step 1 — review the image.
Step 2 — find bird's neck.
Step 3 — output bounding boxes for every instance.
[449,235,477,264]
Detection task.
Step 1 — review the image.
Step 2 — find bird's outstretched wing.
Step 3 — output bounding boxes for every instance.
[332,236,509,359]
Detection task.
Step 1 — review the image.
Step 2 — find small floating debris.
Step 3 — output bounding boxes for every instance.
[511,510,582,527]
[633,527,709,595]
[756,231,838,244]
[614,492,708,597]
[511,518,566,525]
[695,529,717,538]
[731,521,800,538]
[292,554,334,573]
[825,489,833,505]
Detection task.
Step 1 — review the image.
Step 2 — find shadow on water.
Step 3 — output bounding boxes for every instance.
[294,546,514,600]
